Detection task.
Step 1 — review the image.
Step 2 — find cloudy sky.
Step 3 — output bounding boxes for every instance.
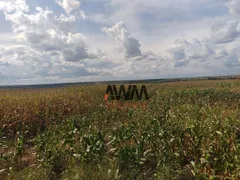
[0,0,240,85]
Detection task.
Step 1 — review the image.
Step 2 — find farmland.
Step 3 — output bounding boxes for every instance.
[1,80,240,179]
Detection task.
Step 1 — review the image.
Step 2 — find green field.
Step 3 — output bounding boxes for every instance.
[1,80,240,179]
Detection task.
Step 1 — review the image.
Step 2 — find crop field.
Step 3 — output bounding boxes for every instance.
[1,80,240,179]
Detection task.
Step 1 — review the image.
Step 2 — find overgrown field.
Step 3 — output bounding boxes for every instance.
[1,80,240,179]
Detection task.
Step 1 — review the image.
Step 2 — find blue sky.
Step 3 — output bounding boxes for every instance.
[0,0,240,85]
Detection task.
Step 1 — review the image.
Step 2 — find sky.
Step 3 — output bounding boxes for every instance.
[0,0,240,85]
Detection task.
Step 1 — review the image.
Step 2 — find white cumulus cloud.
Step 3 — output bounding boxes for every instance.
[226,0,240,15]
[56,0,86,18]
[207,21,240,44]
[0,0,28,13]
[102,21,142,59]
[168,38,215,67]
[0,0,110,83]
[4,7,104,62]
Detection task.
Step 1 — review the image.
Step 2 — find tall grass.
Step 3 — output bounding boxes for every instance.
[1,81,240,179]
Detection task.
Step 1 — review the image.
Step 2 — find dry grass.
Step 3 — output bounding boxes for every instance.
[1,80,240,179]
